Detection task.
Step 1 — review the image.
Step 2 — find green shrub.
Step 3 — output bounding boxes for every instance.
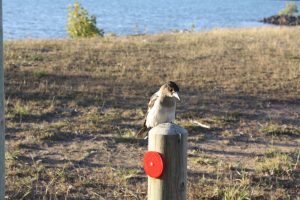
[67,1,104,38]
[278,2,299,16]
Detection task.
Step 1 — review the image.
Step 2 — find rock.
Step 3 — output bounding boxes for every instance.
[261,15,300,26]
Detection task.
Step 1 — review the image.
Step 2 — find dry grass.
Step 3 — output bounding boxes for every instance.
[256,148,295,176]
[4,27,300,199]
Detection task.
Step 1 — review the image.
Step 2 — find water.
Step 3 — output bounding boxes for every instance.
[3,0,299,39]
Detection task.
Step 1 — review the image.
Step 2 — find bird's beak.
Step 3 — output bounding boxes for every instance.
[172,92,180,101]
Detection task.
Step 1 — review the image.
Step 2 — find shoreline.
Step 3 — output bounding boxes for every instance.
[262,15,300,26]
[4,22,274,41]
[4,25,291,42]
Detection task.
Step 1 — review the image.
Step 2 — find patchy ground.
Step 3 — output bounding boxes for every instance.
[4,27,300,199]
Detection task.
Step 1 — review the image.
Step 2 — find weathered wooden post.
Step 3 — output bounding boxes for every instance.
[144,123,188,200]
[0,0,4,198]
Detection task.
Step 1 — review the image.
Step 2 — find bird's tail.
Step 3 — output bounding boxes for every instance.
[136,120,150,139]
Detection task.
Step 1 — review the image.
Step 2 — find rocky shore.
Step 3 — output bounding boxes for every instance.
[262,15,300,26]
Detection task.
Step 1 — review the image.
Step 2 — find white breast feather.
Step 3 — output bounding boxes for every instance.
[146,98,175,128]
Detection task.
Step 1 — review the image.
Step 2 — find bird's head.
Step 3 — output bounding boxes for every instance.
[160,81,180,101]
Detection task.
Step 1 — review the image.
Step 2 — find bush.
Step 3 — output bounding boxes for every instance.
[67,1,104,38]
[278,2,299,16]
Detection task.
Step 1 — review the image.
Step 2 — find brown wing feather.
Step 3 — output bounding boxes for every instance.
[136,119,149,138]
[147,92,159,112]
[135,92,159,138]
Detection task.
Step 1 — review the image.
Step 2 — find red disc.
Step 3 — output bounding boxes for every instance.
[143,151,164,178]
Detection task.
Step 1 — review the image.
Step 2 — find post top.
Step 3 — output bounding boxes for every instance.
[149,123,188,136]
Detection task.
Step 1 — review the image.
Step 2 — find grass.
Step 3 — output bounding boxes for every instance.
[193,154,220,166]
[32,70,48,78]
[13,101,30,118]
[4,27,300,199]
[220,184,250,200]
[30,54,44,62]
[256,148,294,176]
[260,123,300,136]
[192,167,253,200]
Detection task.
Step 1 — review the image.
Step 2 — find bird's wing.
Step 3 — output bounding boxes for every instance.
[147,91,159,112]
[135,91,159,138]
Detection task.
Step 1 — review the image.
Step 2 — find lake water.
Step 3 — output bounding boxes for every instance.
[3,0,299,39]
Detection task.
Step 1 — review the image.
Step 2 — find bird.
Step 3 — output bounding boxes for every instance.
[136,81,180,138]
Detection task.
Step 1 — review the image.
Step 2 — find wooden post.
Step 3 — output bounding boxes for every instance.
[0,0,4,198]
[148,123,188,200]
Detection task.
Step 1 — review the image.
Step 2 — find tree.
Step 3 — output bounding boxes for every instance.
[67,1,104,38]
[278,2,299,16]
